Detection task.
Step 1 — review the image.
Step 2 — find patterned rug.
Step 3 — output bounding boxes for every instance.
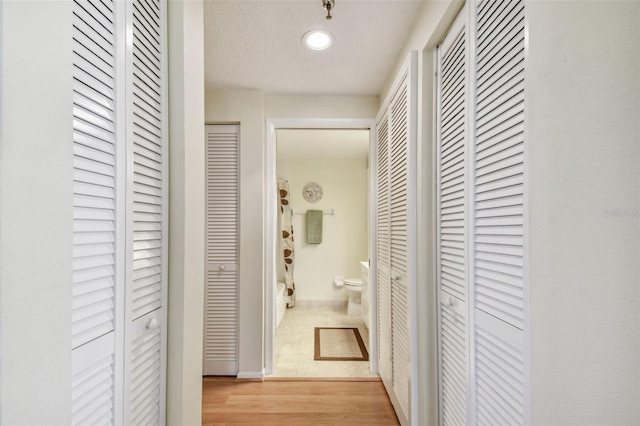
[314,327,369,361]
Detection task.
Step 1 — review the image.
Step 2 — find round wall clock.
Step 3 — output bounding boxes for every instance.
[302,182,323,203]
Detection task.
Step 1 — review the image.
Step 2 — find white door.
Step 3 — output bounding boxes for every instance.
[203,124,240,375]
[435,1,528,424]
[436,4,470,425]
[71,0,122,423]
[471,0,527,423]
[375,52,418,426]
[71,0,168,423]
[389,71,412,421]
[124,0,168,423]
[376,107,392,386]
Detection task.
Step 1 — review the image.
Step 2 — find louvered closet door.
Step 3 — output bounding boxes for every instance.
[376,112,391,384]
[389,73,411,421]
[436,4,470,426]
[436,1,528,425]
[125,0,167,423]
[71,0,121,423]
[375,52,417,426]
[472,0,526,424]
[204,124,240,375]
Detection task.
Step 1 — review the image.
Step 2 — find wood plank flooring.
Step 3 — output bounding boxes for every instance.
[202,377,400,425]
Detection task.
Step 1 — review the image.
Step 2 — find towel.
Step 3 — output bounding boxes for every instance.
[306,210,323,244]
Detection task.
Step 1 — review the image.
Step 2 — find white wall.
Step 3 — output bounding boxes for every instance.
[0,1,73,423]
[527,1,640,424]
[167,0,205,424]
[378,1,462,105]
[205,89,266,377]
[278,158,369,302]
[265,95,379,119]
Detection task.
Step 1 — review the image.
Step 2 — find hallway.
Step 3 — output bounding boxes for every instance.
[202,377,399,425]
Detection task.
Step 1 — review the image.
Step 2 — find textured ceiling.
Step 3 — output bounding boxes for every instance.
[203,0,423,95]
[276,129,370,160]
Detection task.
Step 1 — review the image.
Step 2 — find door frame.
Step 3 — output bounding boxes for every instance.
[265,118,378,376]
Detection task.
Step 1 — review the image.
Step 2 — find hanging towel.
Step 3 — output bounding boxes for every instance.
[306,210,323,244]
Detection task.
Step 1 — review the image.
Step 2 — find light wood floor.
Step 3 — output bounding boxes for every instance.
[202,377,400,425]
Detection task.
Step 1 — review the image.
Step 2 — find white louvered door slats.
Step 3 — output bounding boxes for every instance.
[126,0,167,423]
[131,0,164,321]
[72,335,116,425]
[439,289,468,426]
[129,316,162,424]
[376,112,391,383]
[204,124,240,375]
[71,0,118,424]
[474,0,525,330]
[473,0,526,424]
[436,4,470,425]
[439,26,468,304]
[389,75,410,420]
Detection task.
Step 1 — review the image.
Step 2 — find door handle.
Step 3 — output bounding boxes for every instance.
[219,264,225,271]
[146,318,159,330]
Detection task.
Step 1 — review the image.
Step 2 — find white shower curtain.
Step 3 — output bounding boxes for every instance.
[278,178,296,307]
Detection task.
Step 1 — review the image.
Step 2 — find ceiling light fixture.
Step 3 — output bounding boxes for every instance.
[322,0,335,20]
[302,30,334,51]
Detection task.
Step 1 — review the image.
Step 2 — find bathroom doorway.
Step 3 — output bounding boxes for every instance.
[265,119,378,378]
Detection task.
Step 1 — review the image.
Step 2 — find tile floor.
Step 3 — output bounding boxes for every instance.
[272,304,378,378]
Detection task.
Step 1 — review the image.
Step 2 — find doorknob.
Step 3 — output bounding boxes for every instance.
[146,318,159,330]
[219,264,225,271]
[447,297,457,308]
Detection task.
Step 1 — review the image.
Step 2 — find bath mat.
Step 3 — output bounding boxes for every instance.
[314,327,369,361]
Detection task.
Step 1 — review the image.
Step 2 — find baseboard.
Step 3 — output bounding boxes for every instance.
[295,300,347,307]
[236,370,265,381]
[264,376,381,382]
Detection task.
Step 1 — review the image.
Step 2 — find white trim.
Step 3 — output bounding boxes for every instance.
[406,50,419,426]
[429,46,441,426]
[237,371,265,380]
[113,0,127,422]
[158,1,169,423]
[434,42,444,426]
[265,118,377,377]
[367,123,379,375]
[466,3,477,423]
[265,119,276,376]
[122,0,135,420]
[522,2,531,424]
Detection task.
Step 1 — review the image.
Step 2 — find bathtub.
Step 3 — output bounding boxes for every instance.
[276,282,286,328]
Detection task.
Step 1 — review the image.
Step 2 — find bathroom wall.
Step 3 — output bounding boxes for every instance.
[277,158,368,303]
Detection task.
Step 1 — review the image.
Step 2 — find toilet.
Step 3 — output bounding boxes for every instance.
[344,278,363,317]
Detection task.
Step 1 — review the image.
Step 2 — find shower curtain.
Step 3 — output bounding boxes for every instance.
[278,178,296,307]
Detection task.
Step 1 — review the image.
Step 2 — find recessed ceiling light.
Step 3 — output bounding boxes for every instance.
[302,30,334,51]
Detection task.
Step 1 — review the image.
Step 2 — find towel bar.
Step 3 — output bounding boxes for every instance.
[292,209,336,216]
